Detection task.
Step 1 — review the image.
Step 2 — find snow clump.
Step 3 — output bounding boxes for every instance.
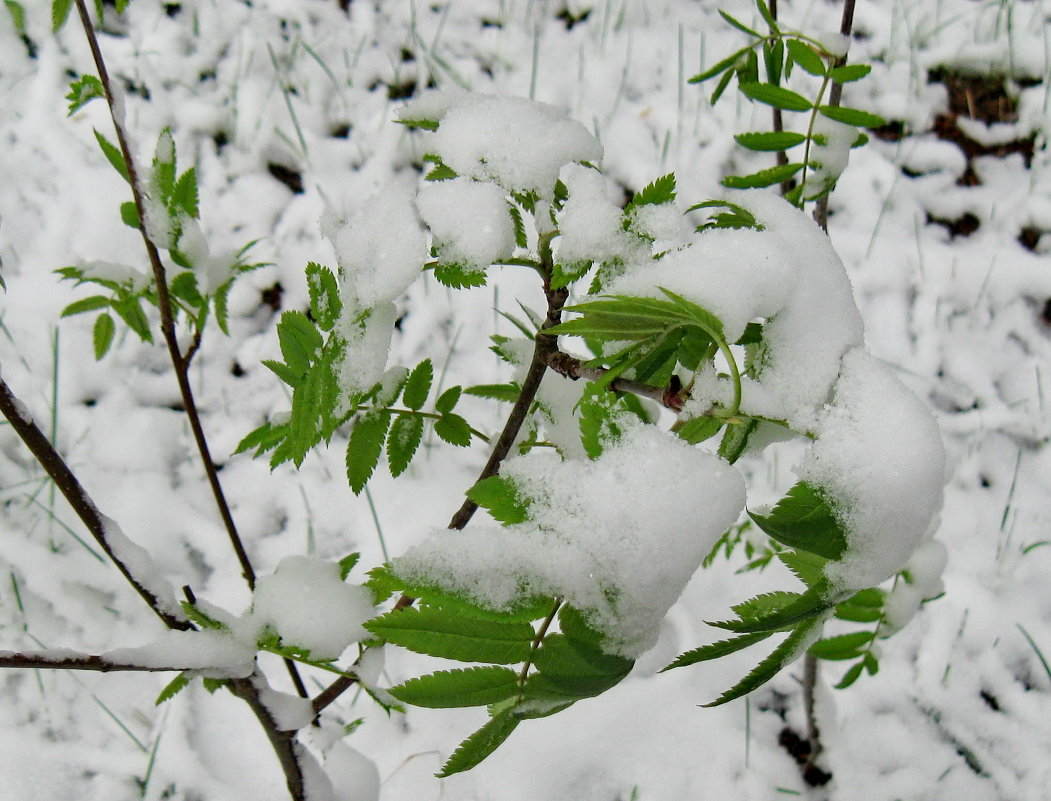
[416,177,516,269]
[392,425,746,657]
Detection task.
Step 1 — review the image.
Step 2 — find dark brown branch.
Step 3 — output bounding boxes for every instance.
[769,0,794,195]
[72,0,308,701]
[0,375,190,631]
[543,349,686,411]
[73,0,257,593]
[0,651,196,672]
[813,0,857,232]
[229,678,307,801]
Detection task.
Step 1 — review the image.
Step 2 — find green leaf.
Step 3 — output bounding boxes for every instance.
[262,359,300,387]
[61,295,111,317]
[466,475,529,525]
[722,162,804,189]
[386,413,424,477]
[170,271,204,306]
[433,262,486,288]
[531,634,633,697]
[155,671,192,705]
[551,260,593,290]
[305,262,341,331]
[625,173,676,211]
[578,383,629,459]
[739,82,812,111]
[718,8,760,37]
[66,75,105,116]
[365,607,535,664]
[345,411,391,494]
[776,549,827,588]
[748,481,848,560]
[689,48,748,84]
[662,631,773,671]
[93,129,130,184]
[5,1,26,35]
[835,660,865,689]
[338,552,360,580]
[179,602,225,630]
[434,413,472,446]
[676,415,723,445]
[508,202,528,249]
[93,312,116,360]
[435,385,461,414]
[709,581,831,633]
[718,418,757,464]
[755,0,778,32]
[399,118,440,132]
[703,617,821,706]
[111,297,153,343]
[465,382,521,403]
[390,666,520,709]
[234,420,286,457]
[437,711,519,777]
[830,64,872,83]
[170,168,200,219]
[425,162,457,181]
[276,310,322,376]
[710,66,736,105]
[732,590,803,621]
[734,131,807,152]
[738,48,760,84]
[817,105,885,128]
[808,631,874,660]
[201,678,226,694]
[51,0,73,30]
[398,360,432,412]
[120,201,140,229]
[786,39,826,76]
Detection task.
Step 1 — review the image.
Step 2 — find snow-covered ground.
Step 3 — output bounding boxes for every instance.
[1,0,1050,799]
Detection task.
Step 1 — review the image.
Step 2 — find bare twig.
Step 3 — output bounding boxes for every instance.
[0,651,201,673]
[0,375,190,631]
[769,0,794,195]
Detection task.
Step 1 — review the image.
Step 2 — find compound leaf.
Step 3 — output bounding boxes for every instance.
[389,666,520,708]
[438,711,519,777]
[366,606,535,664]
[662,631,773,671]
[749,481,848,560]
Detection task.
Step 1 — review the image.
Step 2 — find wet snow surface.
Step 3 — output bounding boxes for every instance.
[1,0,1051,799]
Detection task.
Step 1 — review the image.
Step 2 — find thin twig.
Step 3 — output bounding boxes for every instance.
[0,651,202,672]
[813,0,857,231]
[769,0,793,195]
[0,375,189,631]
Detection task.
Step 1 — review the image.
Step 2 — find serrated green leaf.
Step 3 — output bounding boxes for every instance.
[390,666,520,709]
[551,260,592,290]
[710,66,736,105]
[52,0,73,30]
[438,711,519,777]
[465,382,521,402]
[61,295,111,317]
[709,581,831,633]
[508,202,528,249]
[92,312,115,360]
[808,631,874,660]
[676,416,723,445]
[366,607,535,664]
[337,553,360,580]
[66,75,105,116]
[425,162,457,181]
[387,413,424,477]
[346,411,391,494]
[739,49,760,84]
[830,64,872,83]
[739,82,812,111]
[466,475,529,524]
[734,131,807,152]
[155,671,192,705]
[578,383,629,459]
[262,359,300,387]
[433,262,486,288]
[201,677,226,694]
[786,38,826,76]
[400,118,440,132]
[718,418,757,464]
[435,385,461,414]
[818,105,885,128]
[703,617,821,706]
[835,660,865,689]
[625,173,676,211]
[732,590,802,621]
[662,631,773,671]
[5,1,26,35]
[748,481,848,560]
[718,8,760,37]
[276,310,322,376]
[179,602,225,630]
[401,359,433,411]
[170,271,204,306]
[169,168,199,218]
[434,412,472,446]
[119,201,140,229]
[531,634,633,697]
[305,262,341,331]
[723,162,804,189]
[376,565,552,622]
[776,549,827,588]
[234,420,287,457]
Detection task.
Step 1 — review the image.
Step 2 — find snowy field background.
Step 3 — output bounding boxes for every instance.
[1,0,1051,798]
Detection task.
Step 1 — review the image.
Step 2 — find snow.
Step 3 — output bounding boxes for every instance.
[393,425,746,657]
[1,0,1050,799]
[807,116,858,198]
[105,629,255,678]
[429,94,603,198]
[555,163,641,266]
[249,556,374,661]
[799,348,947,591]
[416,177,516,269]
[99,514,184,622]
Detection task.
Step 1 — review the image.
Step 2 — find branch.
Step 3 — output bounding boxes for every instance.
[0,374,190,631]
[71,0,308,700]
[0,650,200,672]
[542,349,686,411]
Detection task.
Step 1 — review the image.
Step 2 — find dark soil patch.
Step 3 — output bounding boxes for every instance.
[267,162,304,194]
[778,727,833,786]
[927,211,981,239]
[1019,226,1044,252]
[261,282,284,313]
